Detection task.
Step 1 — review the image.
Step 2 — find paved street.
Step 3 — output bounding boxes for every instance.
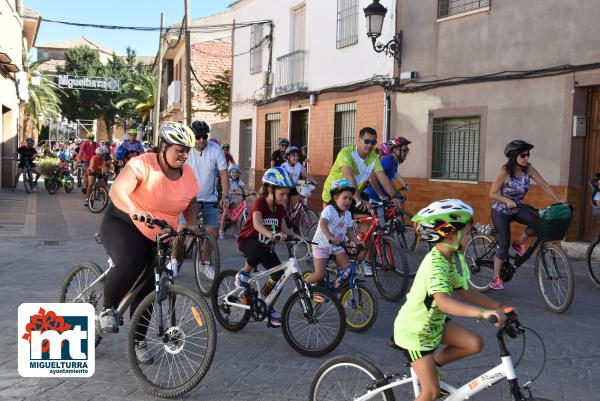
[0,187,599,401]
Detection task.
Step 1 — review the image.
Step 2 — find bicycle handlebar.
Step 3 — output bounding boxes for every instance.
[329,239,364,253]
[273,233,317,245]
[131,214,170,230]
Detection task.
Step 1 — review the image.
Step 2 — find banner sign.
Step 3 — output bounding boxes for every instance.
[58,75,120,92]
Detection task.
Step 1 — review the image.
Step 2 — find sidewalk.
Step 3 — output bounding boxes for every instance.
[0,187,598,400]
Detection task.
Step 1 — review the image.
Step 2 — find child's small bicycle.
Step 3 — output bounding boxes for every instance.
[46,165,74,194]
[309,309,551,401]
[219,190,255,237]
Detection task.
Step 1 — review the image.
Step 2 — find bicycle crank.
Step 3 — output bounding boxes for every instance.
[500,263,516,282]
[251,298,268,321]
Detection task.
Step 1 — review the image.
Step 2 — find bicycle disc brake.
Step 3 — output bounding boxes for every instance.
[251,298,268,321]
[500,263,515,282]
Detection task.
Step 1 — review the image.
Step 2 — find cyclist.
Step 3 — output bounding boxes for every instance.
[395,199,507,401]
[218,164,247,239]
[222,143,235,165]
[280,145,318,212]
[117,129,145,166]
[97,122,199,364]
[13,138,41,189]
[234,167,299,328]
[300,145,309,169]
[322,127,403,275]
[304,179,363,287]
[364,136,411,202]
[84,146,111,207]
[77,132,99,193]
[270,138,289,167]
[57,153,72,180]
[489,140,566,290]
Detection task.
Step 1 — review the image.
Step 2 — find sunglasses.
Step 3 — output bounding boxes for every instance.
[195,134,208,140]
[518,153,530,158]
[363,139,377,146]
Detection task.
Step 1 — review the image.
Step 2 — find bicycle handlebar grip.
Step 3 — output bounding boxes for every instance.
[273,234,282,241]
[487,315,498,324]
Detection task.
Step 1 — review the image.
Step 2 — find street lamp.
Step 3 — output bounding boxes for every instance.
[364,0,402,63]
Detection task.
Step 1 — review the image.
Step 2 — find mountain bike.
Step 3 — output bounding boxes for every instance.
[59,217,216,398]
[464,204,574,313]
[309,309,551,401]
[20,159,35,194]
[46,166,74,194]
[211,236,346,357]
[75,161,83,188]
[586,179,600,287]
[87,173,109,213]
[287,182,319,237]
[219,190,255,237]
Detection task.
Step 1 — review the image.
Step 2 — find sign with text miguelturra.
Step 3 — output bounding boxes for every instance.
[58,74,120,92]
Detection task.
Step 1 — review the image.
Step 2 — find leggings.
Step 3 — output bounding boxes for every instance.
[491,207,538,261]
[100,202,156,341]
[239,238,283,281]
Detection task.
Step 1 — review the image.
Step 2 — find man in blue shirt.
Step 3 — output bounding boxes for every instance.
[364,136,411,201]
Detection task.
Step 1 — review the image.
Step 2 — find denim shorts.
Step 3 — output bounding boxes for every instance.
[179,201,220,228]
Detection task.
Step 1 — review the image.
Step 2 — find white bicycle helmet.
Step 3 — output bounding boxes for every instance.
[95,146,109,156]
[158,122,195,148]
[412,199,473,243]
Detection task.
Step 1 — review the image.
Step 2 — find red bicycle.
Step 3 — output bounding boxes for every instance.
[220,190,255,237]
[287,182,319,237]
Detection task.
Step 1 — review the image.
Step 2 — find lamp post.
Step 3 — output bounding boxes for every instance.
[364,0,402,64]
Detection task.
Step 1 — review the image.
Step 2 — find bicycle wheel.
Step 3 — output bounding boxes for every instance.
[46,177,59,194]
[372,236,409,302]
[299,208,319,237]
[65,177,74,193]
[296,222,318,273]
[193,232,220,297]
[398,210,416,251]
[586,236,600,288]
[23,170,33,194]
[128,284,216,398]
[210,270,251,331]
[464,234,496,292]
[76,168,82,188]
[309,355,395,401]
[58,261,104,347]
[535,242,574,313]
[339,283,378,332]
[88,186,109,213]
[281,286,345,357]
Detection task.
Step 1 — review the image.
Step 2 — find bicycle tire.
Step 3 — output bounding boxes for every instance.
[339,283,378,332]
[281,286,345,357]
[586,236,600,288]
[398,210,416,251]
[309,355,395,401]
[24,170,33,194]
[127,284,216,398]
[535,242,574,313]
[88,186,108,213]
[46,177,59,194]
[299,208,319,237]
[372,236,409,302]
[210,270,251,331]
[58,261,105,347]
[464,234,496,292]
[193,232,220,297]
[65,177,74,193]
[237,208,248,233]
[77,168,82,188]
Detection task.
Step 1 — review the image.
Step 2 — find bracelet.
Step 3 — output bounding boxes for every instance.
[475,308,486,323]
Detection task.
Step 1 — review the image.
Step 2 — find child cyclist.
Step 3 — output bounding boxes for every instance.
[235,167,300,327]
[218,163,247,239]
[394,199,509,401]
[304,179,363,287]
[280,146,317,210]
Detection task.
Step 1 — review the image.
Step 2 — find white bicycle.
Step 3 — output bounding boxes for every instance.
[309,310,551,401]
[211,236,346,357]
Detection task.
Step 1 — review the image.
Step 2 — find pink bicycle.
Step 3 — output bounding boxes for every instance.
[220,190,255,237]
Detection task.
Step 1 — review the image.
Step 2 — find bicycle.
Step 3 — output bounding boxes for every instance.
[219,190,255,237]
[586,179,600,287]
[464,204,574,313]
[309,309,552,401]
[58,216,217,398]
[20,159,36,194]
[287,181,319,237]
[87,173,109,213]
[211,236,346,357]
[46,166,74,194]
[304,240,378,332]
[75,161,83,188]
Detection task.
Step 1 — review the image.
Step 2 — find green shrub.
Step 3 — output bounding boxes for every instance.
[39,156,59,177]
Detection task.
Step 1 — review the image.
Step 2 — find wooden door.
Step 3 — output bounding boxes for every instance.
[290,109,309,149]
[584,90,600,240]
[239,119,252,184]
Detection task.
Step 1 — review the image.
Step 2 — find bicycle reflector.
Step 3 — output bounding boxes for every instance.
[313,295,325,303]
[191,306,204,327]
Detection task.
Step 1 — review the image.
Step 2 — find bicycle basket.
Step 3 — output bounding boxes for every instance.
[536,204,572,241]
[297,183,315,198]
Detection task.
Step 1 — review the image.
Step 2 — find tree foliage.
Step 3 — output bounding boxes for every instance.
[23,58,63,138]
[115,73,156,123]
[203,69,231,117]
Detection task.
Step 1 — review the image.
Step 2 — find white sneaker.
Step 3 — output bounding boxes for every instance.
[202,262,215,281]
[218,231,225,240]
[362,261,373,277]
[168,258,179,277]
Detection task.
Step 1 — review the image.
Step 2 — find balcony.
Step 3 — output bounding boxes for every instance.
[275,50,308,96]
[167,80,182,110]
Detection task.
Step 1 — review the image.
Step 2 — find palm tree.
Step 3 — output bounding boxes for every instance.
[23,59,63,140]
[115,73,156,123]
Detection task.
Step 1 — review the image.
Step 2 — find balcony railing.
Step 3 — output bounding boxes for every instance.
[275,50,308,96]
[167,80,181,109]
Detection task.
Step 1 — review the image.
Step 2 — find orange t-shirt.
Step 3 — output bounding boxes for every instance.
[88,155,105,174]
[127,153,199,240]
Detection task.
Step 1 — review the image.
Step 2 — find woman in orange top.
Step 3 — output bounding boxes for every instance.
[84,146,111,207]
[97,122,198,363]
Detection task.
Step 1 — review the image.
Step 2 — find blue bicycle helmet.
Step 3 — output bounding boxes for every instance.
[285,146,300,158]
[228,163,241,173]
[262,167,294,188]
[330,179,355,197]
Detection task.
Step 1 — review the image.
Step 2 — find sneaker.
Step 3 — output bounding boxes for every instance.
[201,262,215,281]
[135,340,155,365]
[167,258,180,277]
[490,276,505,290]
[84,200,89,207]
[267,308,282,328]
[511,241,527,256]
[362,261,373,277]
[98,308,119,334]
[219,231,225,240]
[235,270,250,289]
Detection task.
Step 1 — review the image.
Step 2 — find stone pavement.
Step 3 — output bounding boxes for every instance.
[0,186,599,401]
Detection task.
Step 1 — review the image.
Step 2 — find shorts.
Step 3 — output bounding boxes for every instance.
[18,161,36,169]
[82,161,90,170]
[239,238,283,281]
[312,245,345,259]
[395,345,438,363]
[179,201,220,228]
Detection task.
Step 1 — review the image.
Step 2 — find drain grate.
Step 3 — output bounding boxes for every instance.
[42,240,61,246]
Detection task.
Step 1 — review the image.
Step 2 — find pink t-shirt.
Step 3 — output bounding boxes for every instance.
[80,141,99,162]
[127,153,199,240]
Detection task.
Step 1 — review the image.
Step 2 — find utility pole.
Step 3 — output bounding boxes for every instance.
[153,12,164,147]
[184,0,192,125]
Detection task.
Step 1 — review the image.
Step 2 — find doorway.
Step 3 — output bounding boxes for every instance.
[290,109,309,149]
[584,90,600,240]
[239,119,253,184]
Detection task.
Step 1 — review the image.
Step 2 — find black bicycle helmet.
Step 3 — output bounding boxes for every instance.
[190,120,210,136]
[278,137,289,146]
[504,140,534,157]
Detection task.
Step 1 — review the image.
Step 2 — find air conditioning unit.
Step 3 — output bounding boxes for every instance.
[573,115,587,137]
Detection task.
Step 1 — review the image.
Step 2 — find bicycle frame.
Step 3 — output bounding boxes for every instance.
[227,200,248,222]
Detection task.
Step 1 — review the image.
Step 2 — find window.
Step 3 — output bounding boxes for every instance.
[437,0,490,19]
[250,24,263,75]
[333,102,357,158]
[337,0,358,48]
[292,5,306,51]
[431,116,480,181]
[265,113,281,168]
